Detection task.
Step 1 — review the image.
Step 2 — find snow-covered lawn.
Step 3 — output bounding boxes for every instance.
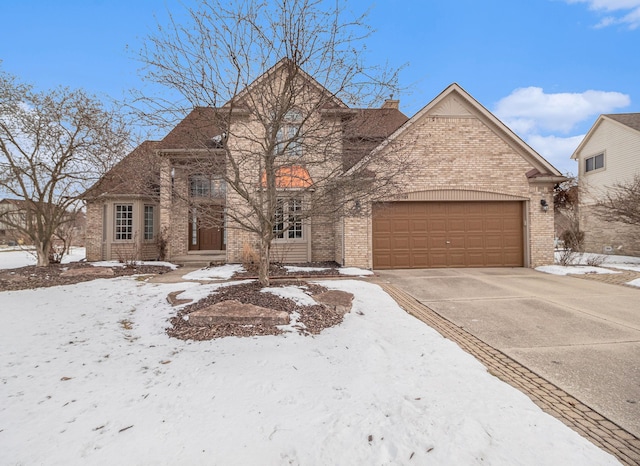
[536,265,620,276]
[0,246,86,270]
[537,252,640,277]
[0,276,619,465]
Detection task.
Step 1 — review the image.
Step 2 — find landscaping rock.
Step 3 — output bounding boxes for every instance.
[187,300,290,327]
[314,290,353,315]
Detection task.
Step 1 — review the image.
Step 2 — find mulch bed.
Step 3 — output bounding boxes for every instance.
[167,281,346,341]
[0,262,172,292]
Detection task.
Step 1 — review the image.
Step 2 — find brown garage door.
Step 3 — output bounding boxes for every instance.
[373,201,524,269]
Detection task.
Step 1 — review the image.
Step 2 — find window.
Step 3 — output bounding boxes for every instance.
[190,175,226,198]
[144,205,154,240]
[115,204,133,240]
[274,198,303,240]
[275,110,303,156]
[585,153,604,173]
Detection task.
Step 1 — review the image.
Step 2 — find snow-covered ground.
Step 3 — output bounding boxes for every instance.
[0,274,620,465]
[0,246,86,269]
[536,252,640,287]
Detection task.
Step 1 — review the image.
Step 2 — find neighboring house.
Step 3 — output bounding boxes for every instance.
[570,113,640,256]
[0,198,28,245]
[0,198,87,247]
[84,62,564,269]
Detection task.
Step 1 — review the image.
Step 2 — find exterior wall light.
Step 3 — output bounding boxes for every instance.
[540,199,549,212]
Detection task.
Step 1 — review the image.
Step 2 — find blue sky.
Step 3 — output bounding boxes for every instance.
[1,0,639,175]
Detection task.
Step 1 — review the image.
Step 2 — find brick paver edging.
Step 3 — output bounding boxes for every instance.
[375,281,640,466]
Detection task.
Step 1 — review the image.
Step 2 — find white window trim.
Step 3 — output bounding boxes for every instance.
[114,204,134,242]
[143,205,155,241]
[273,197,305,242]
[584,151,605,174]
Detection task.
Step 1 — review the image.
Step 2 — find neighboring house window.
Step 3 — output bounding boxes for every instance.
[115,204,133,240]
[274,198,303,240]
[275,110,303,156]
[190,175,226,198]
[585,153,604,173]
[144,205,154,240]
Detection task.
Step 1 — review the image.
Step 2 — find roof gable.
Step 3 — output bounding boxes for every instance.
[570,113,640,160]
[374,83,563,177]
[229,58,348,111]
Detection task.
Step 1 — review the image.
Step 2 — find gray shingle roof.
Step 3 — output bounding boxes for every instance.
[605,113,640,133]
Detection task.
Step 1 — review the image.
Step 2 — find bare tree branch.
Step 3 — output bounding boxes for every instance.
[134,0,411,285]
[595,174,640,226]
[0,66,131,266]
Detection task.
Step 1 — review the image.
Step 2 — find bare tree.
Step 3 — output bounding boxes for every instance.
[136,0,412,285]
[0,67,131,266]
[553,176,583,264]
[596,174,640,226]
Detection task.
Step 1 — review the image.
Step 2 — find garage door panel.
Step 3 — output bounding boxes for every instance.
[428,219,447,233]
[374,218,393,233]
[392,236,411,250]
[392,254,411,268]
[375,254,392,268]
[411,253,429,267]
[467,219,484,232]
[411,219,428,233]
[484,218,503,232]
[503,217,521,231]
[448,252,467,267]
[448,236,466,249]
[392,219,410,233]
[448,203,467,215]
[504,252,523,266]
[466,252,486,267]
[411,236,429,249]
[429,252,447,268]
[485,235,503,248]
[428,235,447,249]
[503,236,522,248]
[373,237,392,250]
[466,235,484,249]
[447,218,466,233]
[373,201,524,269]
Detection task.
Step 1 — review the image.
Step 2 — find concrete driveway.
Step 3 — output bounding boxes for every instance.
[376,267,640,437]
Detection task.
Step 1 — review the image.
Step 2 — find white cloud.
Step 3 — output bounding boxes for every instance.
[494,87,630,174]
[565,0,640,28]
[525,134,584,175]
[494,87,630,134]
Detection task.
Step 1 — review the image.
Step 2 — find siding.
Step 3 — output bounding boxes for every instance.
[578,119,640,205]
[271,241,309,263]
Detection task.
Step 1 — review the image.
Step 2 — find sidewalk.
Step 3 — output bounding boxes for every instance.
[376,280,640,466]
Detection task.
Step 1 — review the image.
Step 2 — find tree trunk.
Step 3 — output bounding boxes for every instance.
[35,240,50,267]
[257,236,271,287]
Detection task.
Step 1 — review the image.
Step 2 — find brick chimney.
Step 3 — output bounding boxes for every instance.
[381,99,399,110]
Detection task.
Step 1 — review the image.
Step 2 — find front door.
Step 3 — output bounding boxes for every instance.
[188,207,225,251]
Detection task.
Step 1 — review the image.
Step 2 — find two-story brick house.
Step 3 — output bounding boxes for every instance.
[84,61,564,269]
